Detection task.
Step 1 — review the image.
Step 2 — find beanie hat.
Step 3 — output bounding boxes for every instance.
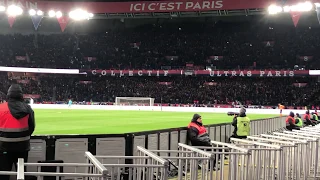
[7,84,23,100]
[289,111,294,117]
[191,114,201,122]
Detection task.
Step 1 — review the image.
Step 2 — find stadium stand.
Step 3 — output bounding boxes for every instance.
[0,76,317,107]
[0,15,319,107]
[1,1,320,179]
[0,17,319,70]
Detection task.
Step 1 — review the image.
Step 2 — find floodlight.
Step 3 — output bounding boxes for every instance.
[37,10,43,16]
[7,5,23,16]
[56,11,62,18]
[0,6,5,12]
[29,9,36,16]
[48,10,55,17]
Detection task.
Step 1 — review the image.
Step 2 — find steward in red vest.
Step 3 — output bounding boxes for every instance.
[0,84,35,180]
[187,114,211,146]
[303,110,314,126]
[286,111,300,131]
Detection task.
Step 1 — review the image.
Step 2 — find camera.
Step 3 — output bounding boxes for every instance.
[227,112,239,116]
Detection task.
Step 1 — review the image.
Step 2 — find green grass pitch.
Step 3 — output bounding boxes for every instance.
[33,109,278,135]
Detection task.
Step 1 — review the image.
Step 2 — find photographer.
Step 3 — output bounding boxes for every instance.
[229,107,250,142]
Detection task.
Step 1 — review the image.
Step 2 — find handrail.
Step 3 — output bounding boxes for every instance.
[210,140,251,153]
[137,146,168,165]
[178,143,213,157]
[230,138,282,149]
[17,159,24,180]
[260,134,308,143]
[84,151,108,176]
[273,132,318,141]
[247,136,296,145]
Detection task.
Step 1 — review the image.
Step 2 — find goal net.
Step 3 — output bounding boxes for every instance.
[115,97,155,106]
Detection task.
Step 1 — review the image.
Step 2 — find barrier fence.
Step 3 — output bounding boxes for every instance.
[28,116,284,165]
[8,117,320,180]
[1,116,285,180]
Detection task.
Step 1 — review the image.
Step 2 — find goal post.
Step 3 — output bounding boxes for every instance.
[115,97,155,106]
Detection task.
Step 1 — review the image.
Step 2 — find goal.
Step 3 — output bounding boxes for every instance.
[115,97,155,106]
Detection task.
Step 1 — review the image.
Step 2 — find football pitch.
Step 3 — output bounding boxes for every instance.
[33,109,278,135]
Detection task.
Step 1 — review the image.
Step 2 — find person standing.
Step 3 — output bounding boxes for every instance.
[230,107,250,140]
[0,84,35,180]
[68,99,72,108]
[278,104,285,117]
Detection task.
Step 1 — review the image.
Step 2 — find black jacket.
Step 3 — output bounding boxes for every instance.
[0,84,35,152]
[187,121,211,146]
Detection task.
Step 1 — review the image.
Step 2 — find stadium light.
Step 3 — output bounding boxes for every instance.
[0,6,5,12]
[29,9,36,16]
[299,1,313,11]
[268,5,282,15]
[37,10,43,16]
[283,6,290,12]
[56,11,62,18]
[69,9,93,20]
[268,1,314,14]
[7,5,23,16]
[48,10,55,17]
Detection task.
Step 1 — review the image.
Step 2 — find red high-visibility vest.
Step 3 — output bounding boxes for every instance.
[0,102,30,142]
[303,114,310,122]
[188,122,207,135]
[286,116,294,126]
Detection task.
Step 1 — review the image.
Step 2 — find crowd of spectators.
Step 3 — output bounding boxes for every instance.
[0,75,317,107]
[0,18,318,106]
[0,20,319,70]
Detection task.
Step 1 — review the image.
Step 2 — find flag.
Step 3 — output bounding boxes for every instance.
[297,56,313,61]
[158,82,172,85]
[263,41,275,47]
[208,56,223,61]
[15,56,27,61]
[290,11,301,27]
[204,82,217,86]
[8,16,15,28]
[293,83,307,87]
[31,15,43,30]
[57,16,69,32]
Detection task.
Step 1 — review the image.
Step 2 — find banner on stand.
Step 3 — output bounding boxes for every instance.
[31,15,43,30]
[57,16,69,32]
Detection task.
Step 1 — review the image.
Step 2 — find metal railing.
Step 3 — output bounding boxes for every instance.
[13,152,108,180]
[94,146,169,180]
[0,116,287,180]
[230,138,283,180]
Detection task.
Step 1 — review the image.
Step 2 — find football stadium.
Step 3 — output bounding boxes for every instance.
[1,0,320,179]
[33,109,277,135]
